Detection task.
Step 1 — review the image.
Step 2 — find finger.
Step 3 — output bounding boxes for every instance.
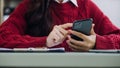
[54,27,64,42]
[68,36,87,47]
[52,26,60,41]
[56,26,68,36]
[90,24,96,35]
[68,35,90,48]
[69,45,89,52]
[54,27,64,38]
[53,25,58,29]
[68,35,84,45]
[66,40,88,52]
[69,30,88,41]
[60,23,73,29]
[53,32,60,42]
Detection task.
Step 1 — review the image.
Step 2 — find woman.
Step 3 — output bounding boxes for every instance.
[0,0,120,51]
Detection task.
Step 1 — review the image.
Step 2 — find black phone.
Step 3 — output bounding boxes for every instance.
[71,18,93,41]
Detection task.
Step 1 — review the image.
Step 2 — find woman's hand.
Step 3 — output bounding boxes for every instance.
[67,24,96,52]
[47,23,73,47]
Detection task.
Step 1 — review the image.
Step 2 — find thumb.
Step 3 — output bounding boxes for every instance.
[90,24,96,35]
[60,23,73,29]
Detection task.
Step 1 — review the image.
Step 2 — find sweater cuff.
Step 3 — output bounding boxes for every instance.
[95,34,114,49]
[32,36,47,48]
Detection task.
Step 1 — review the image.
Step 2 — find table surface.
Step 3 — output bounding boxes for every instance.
[0,52,120,68]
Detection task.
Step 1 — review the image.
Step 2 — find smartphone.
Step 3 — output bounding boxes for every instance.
[71,18,93,41]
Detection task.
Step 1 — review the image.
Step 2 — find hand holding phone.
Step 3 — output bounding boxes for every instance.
[71,18,93,41]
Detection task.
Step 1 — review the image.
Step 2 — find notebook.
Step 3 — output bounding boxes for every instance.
[89,49,120,53]
[0,48,120,53]
[0,48,65,52]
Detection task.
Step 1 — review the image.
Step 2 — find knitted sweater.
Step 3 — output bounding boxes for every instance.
[0,0,120,51]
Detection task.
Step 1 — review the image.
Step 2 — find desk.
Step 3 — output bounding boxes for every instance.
[0,52,120,68]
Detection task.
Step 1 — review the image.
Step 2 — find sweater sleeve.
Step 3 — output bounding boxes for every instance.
[0,0,47,48]
[87,0,120,49]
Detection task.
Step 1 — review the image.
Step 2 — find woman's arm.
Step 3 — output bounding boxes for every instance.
[88,0,120,49]
[0,0,47,48]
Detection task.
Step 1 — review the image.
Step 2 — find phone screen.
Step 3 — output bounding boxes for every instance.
[71,18,93,41]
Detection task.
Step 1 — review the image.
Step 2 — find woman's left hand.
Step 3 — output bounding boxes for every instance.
[67,24,96,52]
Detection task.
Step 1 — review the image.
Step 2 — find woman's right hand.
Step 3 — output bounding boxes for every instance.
[46,23,73,47]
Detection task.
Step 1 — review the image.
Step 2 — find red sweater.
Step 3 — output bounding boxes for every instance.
[0,0,120,51]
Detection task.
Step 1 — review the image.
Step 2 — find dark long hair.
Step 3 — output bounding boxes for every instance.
[25,0,53,37]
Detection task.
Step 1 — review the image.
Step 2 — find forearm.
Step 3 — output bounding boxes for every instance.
[0,35,47,48]
[96,34,120,49]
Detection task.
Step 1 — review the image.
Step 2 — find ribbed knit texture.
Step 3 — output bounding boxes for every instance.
[0,0,120,51]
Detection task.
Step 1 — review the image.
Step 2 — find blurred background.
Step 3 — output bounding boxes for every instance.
[93,0,120,28]
[0,0,120,28]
